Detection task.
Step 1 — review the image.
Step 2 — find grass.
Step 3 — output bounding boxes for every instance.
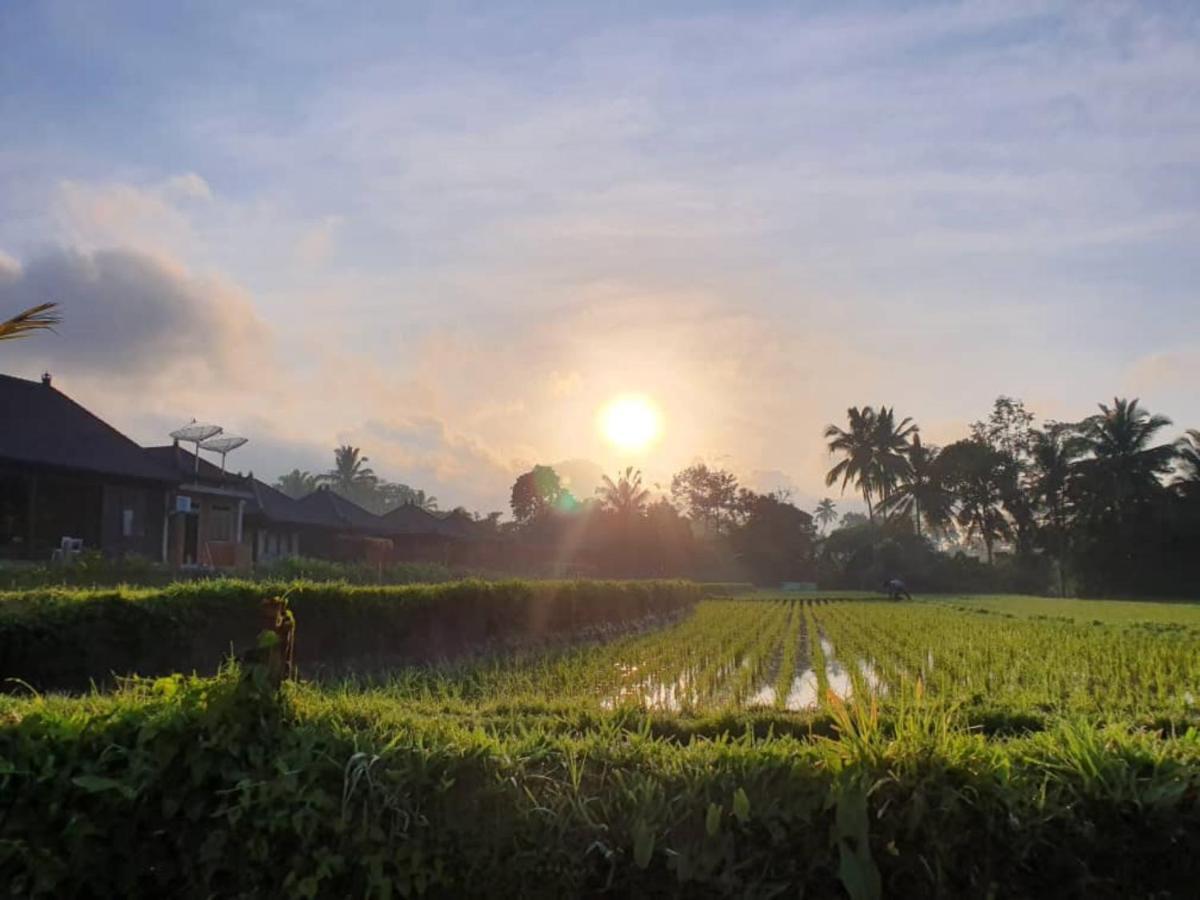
[924,592,1200,627]
[3,587,1200,896]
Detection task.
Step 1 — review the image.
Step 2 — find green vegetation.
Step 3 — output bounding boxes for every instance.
[2,591,1199,896]
[926,592,1200,628]
[0,579,701,692]
[0,554,461,590]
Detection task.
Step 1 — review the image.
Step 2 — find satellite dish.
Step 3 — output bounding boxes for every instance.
[200,434,248,474]
[170,422,223,444]
[170,420,223,475]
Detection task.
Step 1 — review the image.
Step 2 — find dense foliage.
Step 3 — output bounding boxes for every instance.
[817,396,1200,597]
[0,579,701,692]
[0,553,459,590]
[2,594,1199,897]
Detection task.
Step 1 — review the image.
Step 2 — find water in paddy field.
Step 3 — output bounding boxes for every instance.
[785,669,820,710]
[822,636,855,699]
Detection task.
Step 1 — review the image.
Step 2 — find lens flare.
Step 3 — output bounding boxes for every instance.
[599,395,662,452]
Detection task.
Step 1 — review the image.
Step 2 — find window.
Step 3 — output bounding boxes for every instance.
[209,504,233,542]
[120,491,145,538]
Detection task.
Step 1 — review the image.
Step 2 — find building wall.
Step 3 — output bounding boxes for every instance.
[0,464,166,561]
[167,490,249,569]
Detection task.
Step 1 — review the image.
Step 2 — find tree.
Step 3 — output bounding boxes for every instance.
[971,397,1036,555]
[871,406,918,508]
[878,434,951,538]
[971,396,1034,461]
[1076,398,1175,524]
[510,465,565,524]
[824,407,880,521]
[274,469,320,499]
[824,406,915,522]
[0,302,59,343]
[379,483,439,512]
[322,445,377,499]
[814,498,837,535]
[732,492,816,585]
[596,467,650,519]
[1028,423,1086,595]
[939,439,1012,565]
[1175,429,1200,498]
[669,464,739,533]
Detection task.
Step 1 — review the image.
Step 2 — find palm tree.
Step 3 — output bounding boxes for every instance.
[878,434,950,538]
[1175,429,1200,497]
[274,469,321,499]
[0,302,59,343]
[814,498,837,535]
[1077,398,1175,524]
[824,407,880,521]
[1028,423,1087,595]
[409,488,439,512]
[824,406,917,522]
[322,445,377,498]
[596,467,650,518]
[871,406,918,509]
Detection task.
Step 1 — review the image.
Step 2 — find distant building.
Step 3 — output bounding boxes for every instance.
[0,373,176,561]
[0,371,480,571]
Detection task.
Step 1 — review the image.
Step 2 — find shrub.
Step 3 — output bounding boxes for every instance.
[0,579,701,692]
[1,672,1197,897]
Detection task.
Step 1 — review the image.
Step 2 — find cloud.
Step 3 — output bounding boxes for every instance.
[0,247,268,385]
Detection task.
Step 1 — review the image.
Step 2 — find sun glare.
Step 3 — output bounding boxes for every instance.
[599,395,662,452]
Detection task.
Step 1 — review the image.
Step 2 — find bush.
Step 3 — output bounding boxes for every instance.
[1,673,1197,897]
[0,555,465,590]
[0,579,702,692]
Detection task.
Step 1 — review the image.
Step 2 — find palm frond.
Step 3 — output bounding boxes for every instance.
[0,302,60,342]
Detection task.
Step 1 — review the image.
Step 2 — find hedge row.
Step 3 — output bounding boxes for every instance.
[0,579,701,692]
[1,671,1198,897]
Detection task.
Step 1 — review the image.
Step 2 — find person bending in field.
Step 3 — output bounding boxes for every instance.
[882,578,911,602]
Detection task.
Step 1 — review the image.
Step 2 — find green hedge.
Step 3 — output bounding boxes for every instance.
[1,672,1197,897]
[0,579,700,692]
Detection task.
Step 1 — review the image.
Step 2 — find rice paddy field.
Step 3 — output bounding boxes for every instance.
[4,587,1200,897]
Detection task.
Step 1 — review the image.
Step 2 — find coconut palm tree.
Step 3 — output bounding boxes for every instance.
[871,406,918,509]
[878,434,950,538]
[824,406,917,522]
[824,406,880,521]
[596,467,650,518]
[814,498,837,535]
[1077,398,1175,524]
[322,445,377,499]
[0,302,59,343]
[274,469,321,499]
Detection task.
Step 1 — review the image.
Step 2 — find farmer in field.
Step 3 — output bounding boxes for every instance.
[882,577,911,602]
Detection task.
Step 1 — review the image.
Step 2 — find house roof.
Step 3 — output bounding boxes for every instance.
[144,445,254,498]
[380,502,457,537]
[296,488,389,534]
[0,373,177,483]
[245,478,338,528]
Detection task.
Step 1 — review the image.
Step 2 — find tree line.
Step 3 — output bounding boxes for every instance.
[818,396,1200,596]
[274,445,439,515]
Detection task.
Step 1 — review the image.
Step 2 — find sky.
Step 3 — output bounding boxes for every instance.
[2,1,1198,515]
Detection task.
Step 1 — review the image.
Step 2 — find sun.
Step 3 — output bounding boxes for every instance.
[599,394,662,452]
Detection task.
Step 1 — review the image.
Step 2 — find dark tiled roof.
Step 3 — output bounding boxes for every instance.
[381,502,455,536]
[144,445,231,484]
[246,479,338,528]
[0,373,176,483]
[296,488,389,534]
